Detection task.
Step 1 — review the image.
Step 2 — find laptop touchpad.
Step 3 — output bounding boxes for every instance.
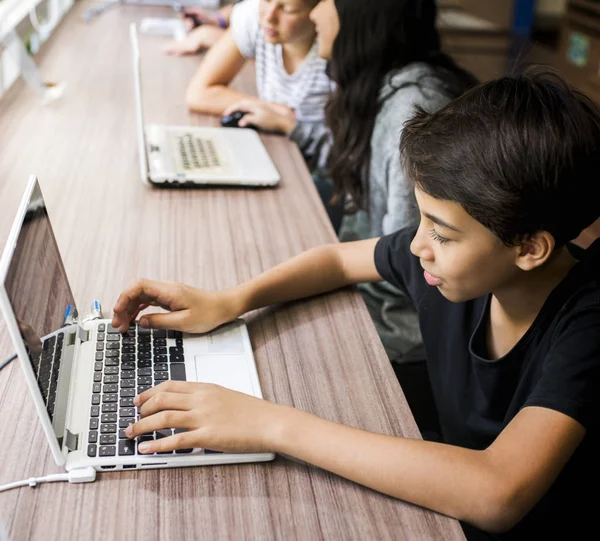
[194,355,255,396]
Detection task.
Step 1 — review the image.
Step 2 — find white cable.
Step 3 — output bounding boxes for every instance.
[0,467,96,493]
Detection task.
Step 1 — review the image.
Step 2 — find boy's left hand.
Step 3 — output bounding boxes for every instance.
[126,380,286,454]
[223,100,296,134]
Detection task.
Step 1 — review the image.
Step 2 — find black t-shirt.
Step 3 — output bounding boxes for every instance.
[374,227,600,541]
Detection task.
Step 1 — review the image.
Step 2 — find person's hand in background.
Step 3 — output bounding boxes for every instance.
[164,25,226,55]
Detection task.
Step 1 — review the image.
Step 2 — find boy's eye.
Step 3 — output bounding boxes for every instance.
[429,228,451,245]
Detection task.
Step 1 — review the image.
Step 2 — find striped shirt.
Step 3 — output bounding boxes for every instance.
[230,0,332,168]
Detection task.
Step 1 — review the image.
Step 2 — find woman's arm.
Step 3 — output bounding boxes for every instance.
[185,29,259,115]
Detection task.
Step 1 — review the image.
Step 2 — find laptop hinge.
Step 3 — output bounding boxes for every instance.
[65,429,79,452]
[78,326,90,342]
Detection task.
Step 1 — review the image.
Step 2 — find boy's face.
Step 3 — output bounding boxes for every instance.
[259,0,316,46]
[410,187,522,303]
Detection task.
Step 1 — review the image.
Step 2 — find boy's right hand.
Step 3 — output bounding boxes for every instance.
[111,279,240,334]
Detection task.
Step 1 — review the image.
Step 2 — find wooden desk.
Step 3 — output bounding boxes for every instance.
[0,3,465,540]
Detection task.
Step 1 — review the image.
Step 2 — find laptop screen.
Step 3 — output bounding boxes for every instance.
[3,180,77,424]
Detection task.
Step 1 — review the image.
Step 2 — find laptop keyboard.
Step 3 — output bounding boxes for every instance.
[177,133,220,170]
[87,323,190,458]
[29,332,65,419]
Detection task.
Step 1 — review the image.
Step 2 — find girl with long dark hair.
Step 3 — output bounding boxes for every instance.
[313,0,477,379]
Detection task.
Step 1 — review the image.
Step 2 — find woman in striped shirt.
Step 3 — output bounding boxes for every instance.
[185,0,332,170]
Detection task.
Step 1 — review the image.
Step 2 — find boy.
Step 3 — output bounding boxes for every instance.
[112,67,600,540]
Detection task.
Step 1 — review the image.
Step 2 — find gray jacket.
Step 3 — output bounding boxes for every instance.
[339,63,463,363]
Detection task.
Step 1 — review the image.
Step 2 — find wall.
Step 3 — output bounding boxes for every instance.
[0,0,74,98]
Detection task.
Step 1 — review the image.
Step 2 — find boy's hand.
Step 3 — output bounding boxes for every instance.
[222,100,296,134]
[126,381,287,454]
[111,278,240,334]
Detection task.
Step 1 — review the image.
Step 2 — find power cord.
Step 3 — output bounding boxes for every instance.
[0,467,96,493]
[0,354,16,371]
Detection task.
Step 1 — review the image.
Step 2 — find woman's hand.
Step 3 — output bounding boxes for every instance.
[111,278,241,334]
[222,100,296,134]
[126,381,289,454]
[164,26,226,56]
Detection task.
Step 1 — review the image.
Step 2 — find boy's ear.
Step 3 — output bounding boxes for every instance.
[515,231,555,271]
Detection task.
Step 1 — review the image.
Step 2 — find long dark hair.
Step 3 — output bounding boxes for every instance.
[326,0,476,211]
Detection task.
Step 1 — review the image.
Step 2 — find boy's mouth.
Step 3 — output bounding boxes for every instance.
[423,269,442,287]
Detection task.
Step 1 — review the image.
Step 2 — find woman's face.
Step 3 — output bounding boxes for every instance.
[309,0,339,59]
[259,0,317,47]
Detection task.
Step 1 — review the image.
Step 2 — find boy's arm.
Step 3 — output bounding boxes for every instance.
[185,29,258,115]
[236,239,382,313]
[112,239,382,332]
[272,403,584,534]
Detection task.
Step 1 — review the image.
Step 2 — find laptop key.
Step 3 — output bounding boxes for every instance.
[102,403,118,413]
[101,413,117,423]
[87,444,97,457]
[169,364,187,381]
[92,394,101,405]
[169,353,185,364]
[90,418,99,430]
[118,429,128,439]
[88,430,98,443]
[120,389,136,398]
[90,405,100,417]
[119,417,136,429]
[156,429,174,455]
[100,434,117,445]
[154,372,168,381]
[101,424,117,434]
[94,372,102,383]
[174,429,193,453]
[118,439,136,456]
[120,397,135,407]
[102,394,118,403]
[121,380,135,388]
[120,407,136,417]
[99,445,116,457]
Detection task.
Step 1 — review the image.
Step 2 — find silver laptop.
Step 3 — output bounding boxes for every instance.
[130,23,280,187]
[0,175,275,472]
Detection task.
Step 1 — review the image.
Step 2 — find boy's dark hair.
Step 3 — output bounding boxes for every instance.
[400,66,600,247]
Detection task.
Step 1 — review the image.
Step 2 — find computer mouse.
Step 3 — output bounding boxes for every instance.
[220,111,257,130]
